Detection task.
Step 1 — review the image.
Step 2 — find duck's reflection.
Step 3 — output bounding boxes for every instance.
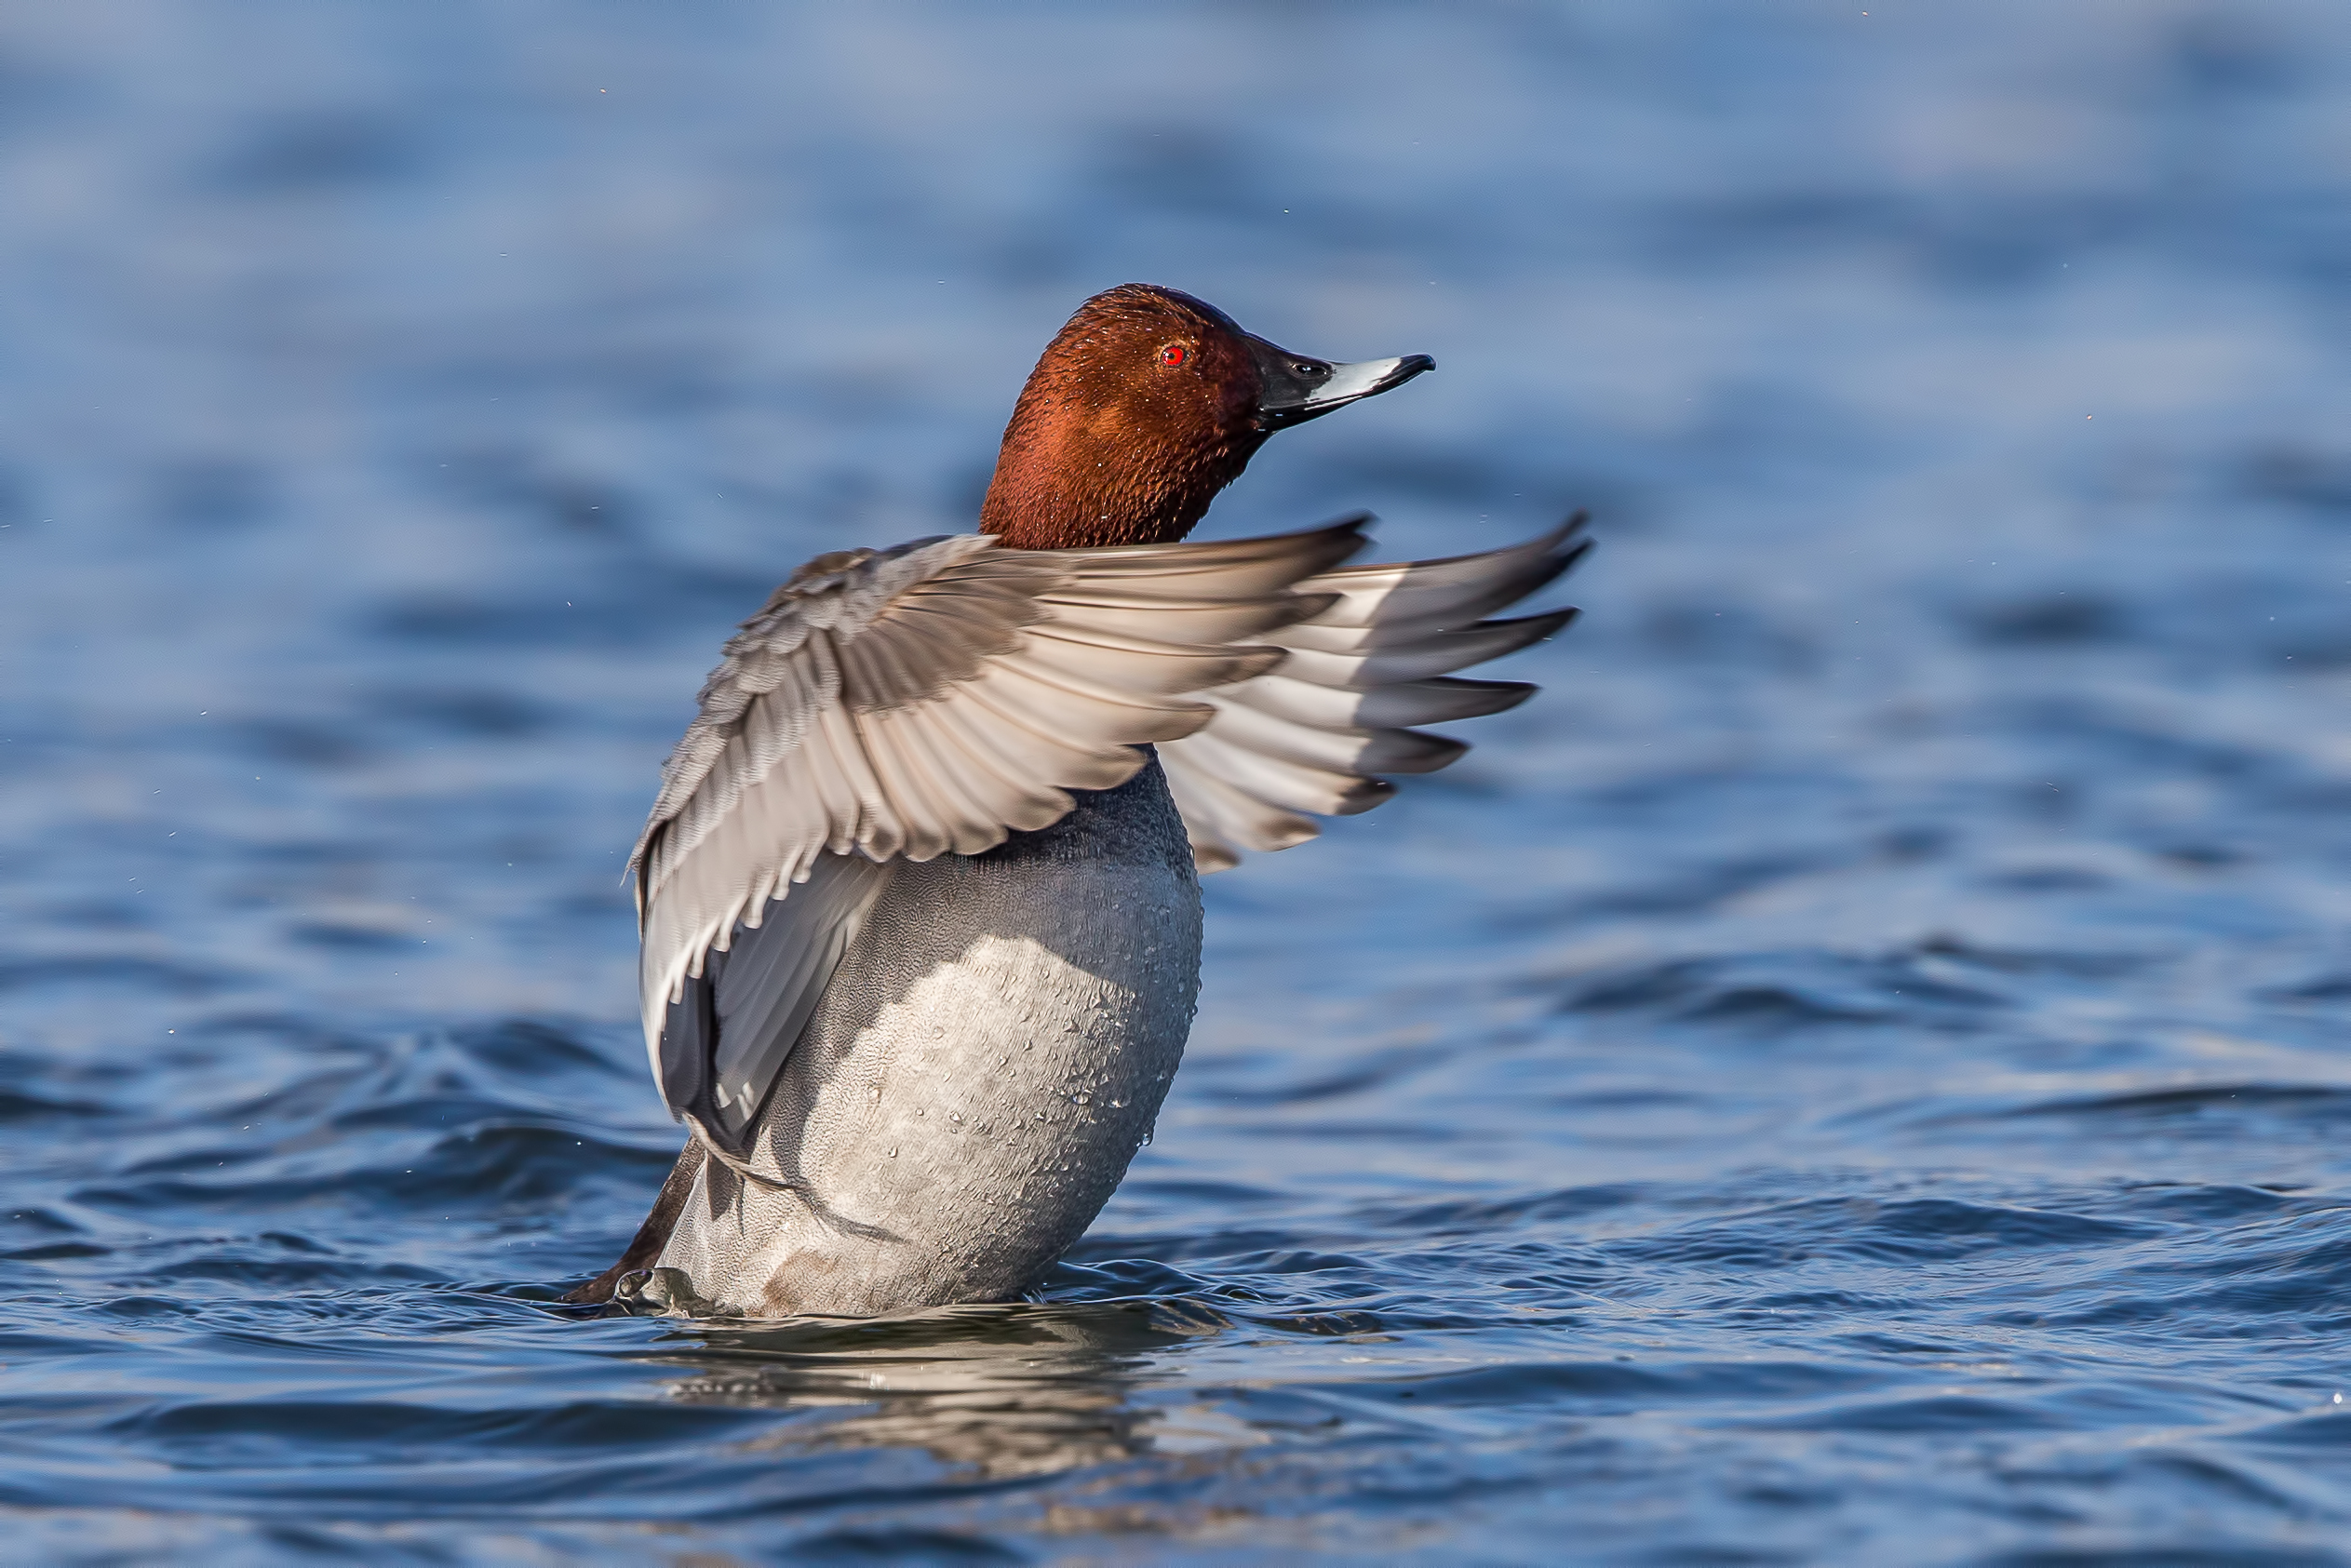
[643,1294,1243,1479]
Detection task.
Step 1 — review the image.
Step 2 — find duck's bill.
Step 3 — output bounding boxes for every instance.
[1250,344,1435,430]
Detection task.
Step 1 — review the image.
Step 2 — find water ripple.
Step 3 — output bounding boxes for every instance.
[2,2,2348,1561]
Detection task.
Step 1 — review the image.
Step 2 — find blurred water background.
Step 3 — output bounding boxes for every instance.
[3,2,2350,1561]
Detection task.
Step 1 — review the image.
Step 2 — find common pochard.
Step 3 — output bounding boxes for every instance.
[567,284,1588,1317]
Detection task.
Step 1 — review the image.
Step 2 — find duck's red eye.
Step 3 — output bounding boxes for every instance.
[1160,343,1188,367]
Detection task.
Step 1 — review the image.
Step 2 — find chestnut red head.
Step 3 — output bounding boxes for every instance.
[978,284,1432,550]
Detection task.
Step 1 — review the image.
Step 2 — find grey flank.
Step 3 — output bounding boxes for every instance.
[646,755,1202,1318]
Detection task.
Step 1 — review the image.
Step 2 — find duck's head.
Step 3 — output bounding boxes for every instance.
[979,284,1433,550]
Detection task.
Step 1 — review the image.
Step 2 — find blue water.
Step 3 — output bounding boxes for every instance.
[4,2,2350,1561]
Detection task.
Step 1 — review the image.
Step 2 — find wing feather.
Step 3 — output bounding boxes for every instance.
[1300,523,1590,630]
[1157,743,1322,864]
[634,522,1369,1149]
[1217,672,1538,730]
[632,513,1583,1146]
[1172,728,1397,816]
[1159,513,1587,871]
[1199,691,1469,776]
[1261,610,1579,686]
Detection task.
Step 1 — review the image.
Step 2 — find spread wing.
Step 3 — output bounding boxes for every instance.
[634,522,1366,1146]
[1158,514,1589,870]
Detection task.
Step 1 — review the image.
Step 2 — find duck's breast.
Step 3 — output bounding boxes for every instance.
[656,755,1202,1317]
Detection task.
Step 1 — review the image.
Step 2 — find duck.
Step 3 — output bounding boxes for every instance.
[566,284,1588,1317]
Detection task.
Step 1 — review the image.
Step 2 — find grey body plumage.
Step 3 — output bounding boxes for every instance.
[644,757,1199,1318]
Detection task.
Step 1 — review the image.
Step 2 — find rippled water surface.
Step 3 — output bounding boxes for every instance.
[6,3,2351,1561]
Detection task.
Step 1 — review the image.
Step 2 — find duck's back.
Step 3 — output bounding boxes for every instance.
[654,755,1202,1317]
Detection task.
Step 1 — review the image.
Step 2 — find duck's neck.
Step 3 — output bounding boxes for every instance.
[979,406,1261,550]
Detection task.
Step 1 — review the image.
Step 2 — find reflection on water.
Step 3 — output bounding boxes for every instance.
[659,1300,1234,1480]
[3,0,2350,1561]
